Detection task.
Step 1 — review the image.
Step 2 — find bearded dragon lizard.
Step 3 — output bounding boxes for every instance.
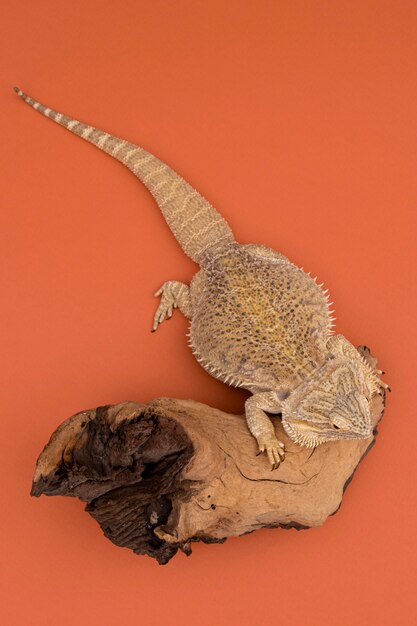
[15,87,388,469]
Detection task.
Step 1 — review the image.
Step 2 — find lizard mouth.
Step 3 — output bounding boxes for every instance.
[285,418,324,432]
[281,417,324,448]
[282,415,371,447]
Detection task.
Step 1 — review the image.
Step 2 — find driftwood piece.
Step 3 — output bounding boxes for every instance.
[31,347,385,564]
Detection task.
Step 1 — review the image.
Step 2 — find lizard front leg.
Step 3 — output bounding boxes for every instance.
[245,391,285,470]
[152,281,192,331]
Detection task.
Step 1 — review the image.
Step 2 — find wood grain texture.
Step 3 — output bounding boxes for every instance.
[31,348,384,564]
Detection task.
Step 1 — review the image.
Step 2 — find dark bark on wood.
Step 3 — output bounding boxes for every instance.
[31,346,385,564]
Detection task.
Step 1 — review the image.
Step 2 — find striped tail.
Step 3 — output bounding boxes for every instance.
[14,87,235,264]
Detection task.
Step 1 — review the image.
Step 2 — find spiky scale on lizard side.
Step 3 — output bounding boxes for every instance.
[15,87,388,470]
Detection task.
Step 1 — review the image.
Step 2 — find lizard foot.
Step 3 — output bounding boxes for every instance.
[152,281,190,332]
[257,436,285,470]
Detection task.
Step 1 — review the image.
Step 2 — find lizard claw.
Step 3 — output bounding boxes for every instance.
[257,436,285,470]
[152,281,190,331]
[152,282,177,331]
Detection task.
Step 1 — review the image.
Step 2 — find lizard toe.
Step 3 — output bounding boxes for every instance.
[257,436,285,470]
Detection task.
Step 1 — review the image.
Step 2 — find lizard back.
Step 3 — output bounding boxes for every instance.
[190,244,332,392]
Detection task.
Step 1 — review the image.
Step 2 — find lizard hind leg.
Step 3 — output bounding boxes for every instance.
[152,280,192,332]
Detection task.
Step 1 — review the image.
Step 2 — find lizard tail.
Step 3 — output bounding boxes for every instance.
[14,87,235,264]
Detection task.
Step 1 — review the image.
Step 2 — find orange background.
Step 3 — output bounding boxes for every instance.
[1,1,417,625]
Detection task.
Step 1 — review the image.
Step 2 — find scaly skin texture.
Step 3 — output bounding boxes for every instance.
[15,87,387,469]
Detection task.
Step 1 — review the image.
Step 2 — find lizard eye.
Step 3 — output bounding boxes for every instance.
[332,424,340,430]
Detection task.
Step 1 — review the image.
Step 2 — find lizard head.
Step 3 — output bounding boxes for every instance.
[281,359,374,448]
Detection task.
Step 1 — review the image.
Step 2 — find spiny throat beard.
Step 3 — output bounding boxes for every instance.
[281,417,324,448]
